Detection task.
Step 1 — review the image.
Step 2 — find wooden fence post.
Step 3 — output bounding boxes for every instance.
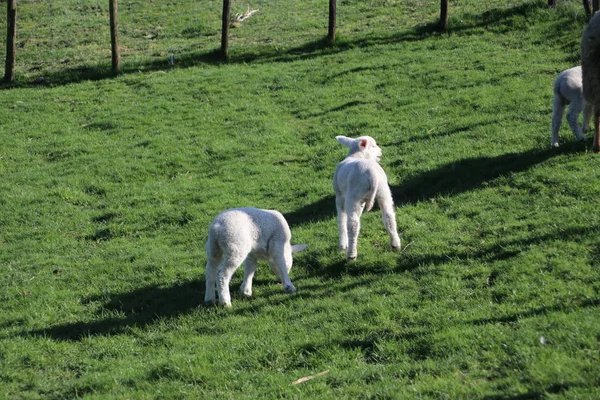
[439,0,449,31]
[109,0,120,72]
[221,0,231,58]
[4,0,17,83]
[328,0,336,42]
[594,0,600,13]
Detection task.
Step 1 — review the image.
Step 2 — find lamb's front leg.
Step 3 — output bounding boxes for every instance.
[271,251,296,294]
[240,257,257,297]
[336,195,348,252]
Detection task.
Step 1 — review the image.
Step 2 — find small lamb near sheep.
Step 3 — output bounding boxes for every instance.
[551,66,592,147]
[204,207,307,307]
[333,135,401,260]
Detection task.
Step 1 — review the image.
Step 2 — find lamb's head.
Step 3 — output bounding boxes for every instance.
[336,135,382,162]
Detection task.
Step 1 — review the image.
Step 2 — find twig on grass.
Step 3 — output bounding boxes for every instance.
[400,241,414,252]
[292,370,329,385]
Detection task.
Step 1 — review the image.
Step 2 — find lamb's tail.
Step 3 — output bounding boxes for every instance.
[364,175,379,212]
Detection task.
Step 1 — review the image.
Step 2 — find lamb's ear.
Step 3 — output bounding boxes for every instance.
[336,136,354,148]
[359,139,368,149]
[291,244,307,253]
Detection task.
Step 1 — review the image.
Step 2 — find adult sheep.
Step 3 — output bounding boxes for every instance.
[581,12,600,152]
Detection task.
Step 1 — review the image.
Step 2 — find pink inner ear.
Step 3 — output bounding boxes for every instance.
[360,139,368,148]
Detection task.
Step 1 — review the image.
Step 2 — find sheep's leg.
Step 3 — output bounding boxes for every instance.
[566,100,585,142]
[378,187,401,250]
[345,200,364,260]
[240,257,257,297]
[583,103,593,134]
[270,253,296,294]
[204,244,221,304]
[216,255,244,307]
[336,195,348,251]
[594,110,600,153]
[551,94,565,147]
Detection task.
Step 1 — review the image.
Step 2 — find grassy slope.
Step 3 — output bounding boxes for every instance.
[1,0,599,398]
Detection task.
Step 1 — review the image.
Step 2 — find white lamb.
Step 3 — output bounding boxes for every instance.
[204,207,307,307]
[333,135,401,260]
[551,66,592,147]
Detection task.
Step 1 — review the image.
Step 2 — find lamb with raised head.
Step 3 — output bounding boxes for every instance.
[581,12,600,152]
[204,207,307,307]
[551,66,592,147]
[333,135,401,260]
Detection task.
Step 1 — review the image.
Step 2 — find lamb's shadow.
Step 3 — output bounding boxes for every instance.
[472,298,599,327]
[28,279,206,341]
[389,120,500,149]
[392,142,585,205]
[284,194,336,228]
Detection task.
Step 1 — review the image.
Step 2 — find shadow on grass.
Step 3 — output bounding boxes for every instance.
[482,382,583,400]
[389,119,501,148]
[28,279,207,341]
[472,298,600,326]
[397,223,600,277]
[392,141,586,205]
[1,2,573,89]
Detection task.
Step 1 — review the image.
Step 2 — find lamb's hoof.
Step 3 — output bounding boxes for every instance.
[241,290,252,297]
[204,299,217,305]
[339,246,347,253]
[391,245,401,251]
[219,302,233,308]
[346,255,357,261]
[283,284,296,293]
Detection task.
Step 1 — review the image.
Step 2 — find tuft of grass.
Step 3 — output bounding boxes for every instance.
[1,0,600,398]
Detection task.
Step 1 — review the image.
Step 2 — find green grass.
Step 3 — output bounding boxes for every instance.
[1,0,600,398]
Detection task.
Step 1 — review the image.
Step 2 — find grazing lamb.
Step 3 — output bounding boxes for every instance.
[333,135,401,260]
[581,12,600,152]
[551,66,592,147]
[204,207,307,307]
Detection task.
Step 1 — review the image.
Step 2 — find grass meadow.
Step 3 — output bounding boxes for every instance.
[1,0,600,398]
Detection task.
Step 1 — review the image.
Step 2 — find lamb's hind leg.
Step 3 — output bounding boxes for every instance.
[378,186,401,250]
[345,200,364,260]
[566,99,585,142]
[551,94,565,147]
[336,195,348,252]
[216,253,245,307]
[204,242,221,304]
